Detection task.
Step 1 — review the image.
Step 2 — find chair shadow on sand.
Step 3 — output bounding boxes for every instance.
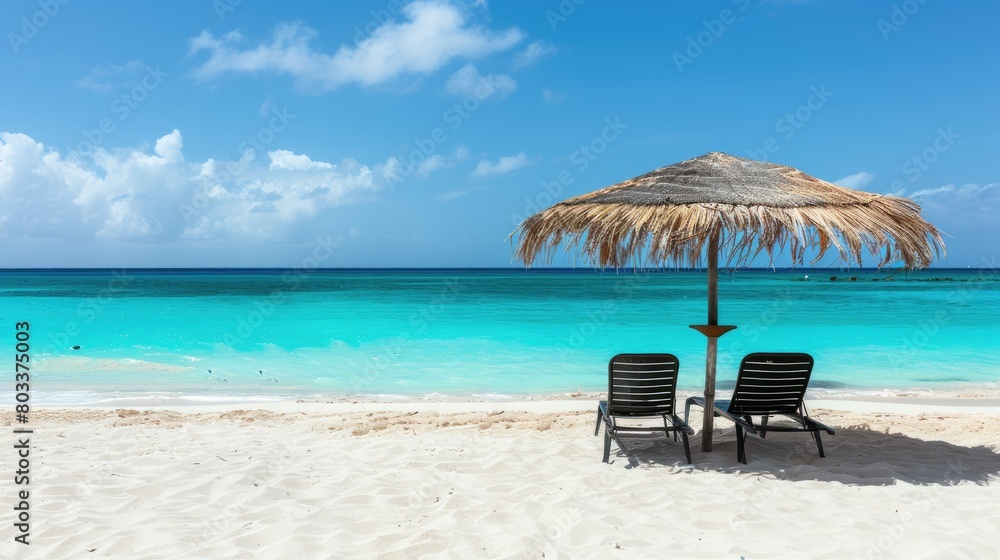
[605,424,1000,486]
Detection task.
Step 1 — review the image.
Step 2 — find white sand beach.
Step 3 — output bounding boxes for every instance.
[2,398,999,559]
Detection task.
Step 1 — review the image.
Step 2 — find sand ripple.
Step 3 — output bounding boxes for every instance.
[0,406,997,559]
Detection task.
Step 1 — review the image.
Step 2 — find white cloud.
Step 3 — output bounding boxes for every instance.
[445,63,516,98]
[415,155,446,177]
[268,149,334,170]
[512,40,557,69]
[155,129,184,163]
[189,2,524,92]
[833,171,875,190]
[259,97,276,117]
[75,61,146,93]
[908,182,1000,238]
[0,130,388,243]
[910,184,956,198]
[470,152,530,177]
[415,145,469,177]
[437,183,491,201]
[542,88,566,104]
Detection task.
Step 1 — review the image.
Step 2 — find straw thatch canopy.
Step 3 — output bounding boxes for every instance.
[514,152,944,268]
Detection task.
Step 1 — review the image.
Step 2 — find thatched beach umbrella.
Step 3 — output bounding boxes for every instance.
[513,151,943,451]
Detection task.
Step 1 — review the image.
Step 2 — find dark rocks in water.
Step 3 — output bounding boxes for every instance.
[850,277,857,281]
[829,276,837,281]
[71,345,81,350]
[871,278,880,281]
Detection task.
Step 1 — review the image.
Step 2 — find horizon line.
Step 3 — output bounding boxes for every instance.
[0,266,976,272]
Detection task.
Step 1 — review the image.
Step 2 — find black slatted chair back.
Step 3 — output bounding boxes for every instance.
[608,354,680,417]
[728,352,814,416]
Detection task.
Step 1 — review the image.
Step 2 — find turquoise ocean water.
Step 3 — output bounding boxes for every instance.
[3,268,999,405]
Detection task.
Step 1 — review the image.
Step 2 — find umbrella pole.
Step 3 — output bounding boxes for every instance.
[702,235,720,451]
[689,232,736,452]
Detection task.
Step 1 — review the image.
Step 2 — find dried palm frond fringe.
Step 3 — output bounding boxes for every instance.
[512,152,944,269]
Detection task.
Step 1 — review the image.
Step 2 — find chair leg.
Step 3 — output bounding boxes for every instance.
[602,427,612,463]
[595,406,603,436]
[735,424,748,464]
[684,399,693,425]
[759,415,768,439]
[680,430,692,464]
[814,431,826,458]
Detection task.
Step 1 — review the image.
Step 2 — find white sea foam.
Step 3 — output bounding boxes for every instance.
[37,356,193,374]
[806,384,1000,399]
[21,383,1000,408]
[20,390,287,407]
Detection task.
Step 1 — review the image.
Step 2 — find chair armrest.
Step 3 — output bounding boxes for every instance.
[803,416,836,435]
[684,396,703,422]
[685,397,757,435]
[728,414,757,434]
[671,415,695,435]
[597,400,615,431]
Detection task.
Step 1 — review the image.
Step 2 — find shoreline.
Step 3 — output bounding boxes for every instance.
[27,394,1000,415]
[25,390,1000,414]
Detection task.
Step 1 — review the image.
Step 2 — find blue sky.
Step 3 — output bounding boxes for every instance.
[1,0,996,268]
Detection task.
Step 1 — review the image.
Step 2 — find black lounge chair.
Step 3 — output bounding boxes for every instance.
[684,352,835,464]
[595,353,693,464]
